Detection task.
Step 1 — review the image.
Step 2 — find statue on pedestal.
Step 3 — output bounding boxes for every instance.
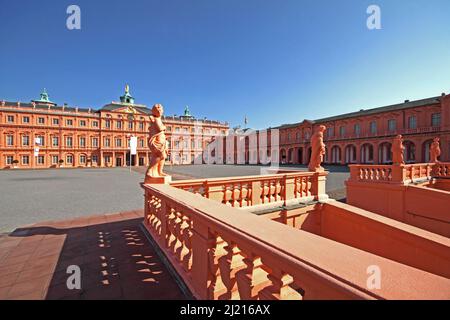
[430,137,441,163]
[308,125,326,172]
[392,135,405,165]
[145,104,171,184]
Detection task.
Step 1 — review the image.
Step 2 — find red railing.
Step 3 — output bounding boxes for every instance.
[142,183,450,300]
[348,163,439,184]
[170,171,325,208]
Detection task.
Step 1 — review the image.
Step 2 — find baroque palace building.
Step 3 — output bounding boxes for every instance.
[0,86,229,169]
[277,93,450,165]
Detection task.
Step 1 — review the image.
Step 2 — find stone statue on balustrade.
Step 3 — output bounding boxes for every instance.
[308,125,326,172]
[430,137,441,163]
[392,135,405,165]
[145,104,171,184]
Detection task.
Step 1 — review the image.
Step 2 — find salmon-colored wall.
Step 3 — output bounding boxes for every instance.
[319,201,450,278]
[346,180,450,237]
[262,201,450,278]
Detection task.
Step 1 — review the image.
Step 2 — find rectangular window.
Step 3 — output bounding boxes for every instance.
[327,128,334,138]
[6,135,14,146]
[7,115,14,123]
[92,121,99,127]
[92,155,98,163]
[38,117,45,124]
[139,139,144,147]
[66,119,73,126]
[22,155,29,165]
[66,155,73,164]
[23,116,30,124]
[354,124,361,136]
[79,137,86,147]
[370,121,377,134]
[37,155,45,165]
[339,126,346,137]
[116,121,122,129]
[6,156,14,165]
[105,138,110,147]
[79,120,86,127]
[431,113,441,127]
[139,122,144,130]
[167,126,172,132]
[53,118,59,125]
[115,138,122,147]
[52,137,59,147]
[80,155,86,164]
[105,120,111,128]
[92,137,99,147]
[36,135,45,146]
[408,116,417,129]
[175,127,180,133]
[66,137,73,147]
[22,136,30,146]
[52,155,59,164]
[388,119,396,132]
[128,121,133,129]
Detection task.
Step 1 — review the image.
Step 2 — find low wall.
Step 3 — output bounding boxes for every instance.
[346,180,450,237]
[142,183,450,300]
[319,201,450,278]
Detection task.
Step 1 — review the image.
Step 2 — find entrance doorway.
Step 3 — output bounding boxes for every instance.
[116,157,122,167]
[125,152,136,166]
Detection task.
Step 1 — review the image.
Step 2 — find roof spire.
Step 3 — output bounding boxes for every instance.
[39,88,50,102]
[184,105,191,117]
[120,84,134,104]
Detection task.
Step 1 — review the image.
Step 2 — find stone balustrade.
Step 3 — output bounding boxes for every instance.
[349,163,441,184]
[170,171,327,209]
[433,163,450,178]
[142,183,450,300]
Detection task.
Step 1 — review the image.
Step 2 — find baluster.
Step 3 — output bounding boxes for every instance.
[218,240,245,299]
[236,253,269,300]
[259,266,301,300]
[181,214,193,272]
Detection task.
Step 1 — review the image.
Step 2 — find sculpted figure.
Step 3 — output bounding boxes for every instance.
[430,137,441,163]
[308,125,326,172]
[145,104,169,181]
[392,135,405,165]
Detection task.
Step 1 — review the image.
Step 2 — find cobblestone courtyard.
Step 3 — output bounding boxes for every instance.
[0,165,349,233]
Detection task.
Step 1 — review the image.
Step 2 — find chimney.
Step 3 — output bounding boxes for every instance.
[404,100,410,103]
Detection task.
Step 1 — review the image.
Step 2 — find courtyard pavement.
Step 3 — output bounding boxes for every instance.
[0,168,145,233]
[0,210,185,300]
[0,165,349,233]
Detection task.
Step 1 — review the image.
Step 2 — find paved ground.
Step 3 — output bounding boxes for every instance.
[0,165,349,233]
[0,210,185,300]
[0,168,145,233]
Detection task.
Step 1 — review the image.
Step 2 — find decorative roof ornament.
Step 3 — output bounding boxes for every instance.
[32,88,55,105]
[120,83,135,104]
[184,105,191,116]
[39,88,50,102]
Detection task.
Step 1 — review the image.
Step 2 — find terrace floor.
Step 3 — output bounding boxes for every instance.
[0,210,185,300]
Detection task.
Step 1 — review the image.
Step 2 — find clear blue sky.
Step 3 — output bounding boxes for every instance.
[1,0,449,129]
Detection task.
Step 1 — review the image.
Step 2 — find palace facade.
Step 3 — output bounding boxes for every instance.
[0,87,229,169]
[277,93,450,165]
